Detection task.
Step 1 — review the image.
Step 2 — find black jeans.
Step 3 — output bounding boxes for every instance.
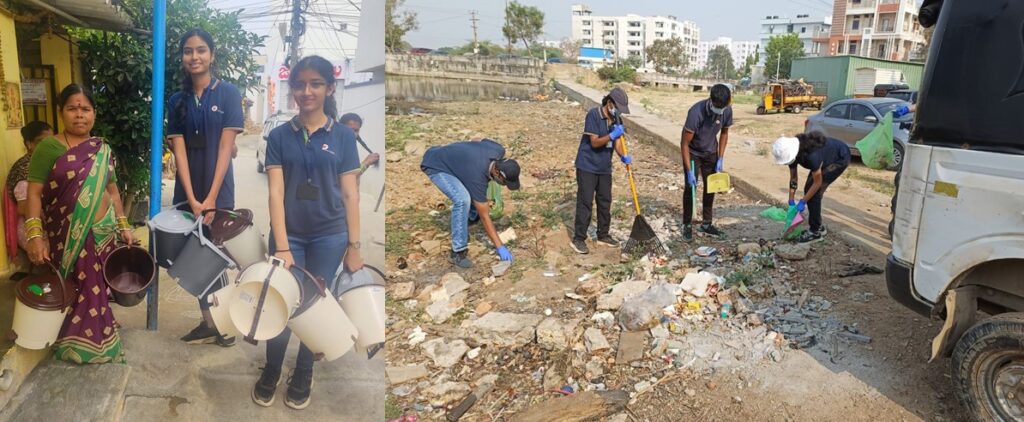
[574,169,612,241]
[804,161,849,232]
[683,153,718,225]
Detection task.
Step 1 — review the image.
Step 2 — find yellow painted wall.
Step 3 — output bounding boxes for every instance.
[0,12,23,272]
[40,33,81,133]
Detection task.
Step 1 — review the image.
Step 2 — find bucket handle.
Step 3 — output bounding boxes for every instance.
[40,260,71,309]
[193,223,235,268]
[243,259,281,346]
[290,264,328,298]
[201,208,254,227]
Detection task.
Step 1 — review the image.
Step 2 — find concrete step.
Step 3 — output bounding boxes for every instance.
[0,359,130,421]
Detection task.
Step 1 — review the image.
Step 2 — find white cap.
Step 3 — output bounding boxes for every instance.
[772,137,799,165]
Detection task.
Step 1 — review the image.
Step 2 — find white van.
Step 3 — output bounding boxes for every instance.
[887,0,1024,420]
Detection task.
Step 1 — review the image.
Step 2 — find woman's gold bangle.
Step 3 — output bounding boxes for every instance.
[26,234,43,242]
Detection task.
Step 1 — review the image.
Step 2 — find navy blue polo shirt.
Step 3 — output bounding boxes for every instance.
[575,107,616,175]
[265,117,360,236]
[420,139,505,203]
[167,78,244,209]
[790,137,851,172]
[683,99,733,157]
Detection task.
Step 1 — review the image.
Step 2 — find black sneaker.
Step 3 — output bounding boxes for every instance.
[698,224,723,237]
[683,225,693,242]
[180,322,218,344]
[796,229,825,244]
[252,365,282,407]
[570,239,589,254]
[595,235,620,247]
[285,368,314,410]
[448,249,473,268]
[215,334,236,347]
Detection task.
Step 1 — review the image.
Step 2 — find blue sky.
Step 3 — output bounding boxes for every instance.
[400,0,836,49]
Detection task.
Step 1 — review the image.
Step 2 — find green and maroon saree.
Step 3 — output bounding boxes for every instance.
[36,137,122,363]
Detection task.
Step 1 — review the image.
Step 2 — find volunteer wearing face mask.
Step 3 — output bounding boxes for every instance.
[771,131,851,243]
[680,84,732,241]
[570,87,632,255]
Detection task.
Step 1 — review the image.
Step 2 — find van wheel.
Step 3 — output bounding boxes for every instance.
[757,106,766,115]
[953,313,1024,422]
[887,143,904,171]
[792,105,802,114]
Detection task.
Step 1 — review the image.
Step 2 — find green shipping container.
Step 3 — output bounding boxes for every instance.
[791,56,924,105]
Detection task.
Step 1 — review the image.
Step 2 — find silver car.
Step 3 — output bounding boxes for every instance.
[256,112,297,173]
[805,98,913,170]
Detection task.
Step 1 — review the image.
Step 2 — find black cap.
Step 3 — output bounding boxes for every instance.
[496,159,521,190]
[608,87,630,114]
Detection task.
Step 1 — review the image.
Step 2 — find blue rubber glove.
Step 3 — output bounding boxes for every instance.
[620,154,632,165]
[788,199,796,207]
[715,158,724,173]
[686,169,697,187]
[893,104,910,118]
[608,124,625,141]
[496,245,513,261]
[796,199,806,212]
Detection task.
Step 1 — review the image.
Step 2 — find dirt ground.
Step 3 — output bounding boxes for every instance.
[384,96,961,421]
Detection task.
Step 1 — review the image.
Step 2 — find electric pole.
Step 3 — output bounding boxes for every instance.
[775,51,781,79]
[470,10,480,55]
[286,0,303,111]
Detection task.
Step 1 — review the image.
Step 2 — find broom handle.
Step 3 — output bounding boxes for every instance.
[620,134,642,216]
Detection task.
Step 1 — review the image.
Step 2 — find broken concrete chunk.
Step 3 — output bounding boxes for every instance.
[584,327,611,353]
[424,381,471,406]
[536,318,577,350]
[591,311,616,329]
[391,282,415,300]
[775,243,811,261]
[420,338,470,368]
[464,312,544,347]
[616,331,648,364]
[441,273,470,296]
[386,365,429,385]
[420,240,442,255]
[737,243,762,256]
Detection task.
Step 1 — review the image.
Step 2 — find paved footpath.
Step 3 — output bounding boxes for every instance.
[554,79,893,257]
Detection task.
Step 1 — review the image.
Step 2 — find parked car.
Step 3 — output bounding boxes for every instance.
[257,112,297,173]
[873,83,910,97]
[804,97,913,170]
[546,57,563,63]
[885,89,918,104]
[888,0,1024,419]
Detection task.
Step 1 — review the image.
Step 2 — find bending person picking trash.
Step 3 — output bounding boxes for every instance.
[420,138,521,268]
[571,87,633,255]
[681,84,732,241]
[771,131,851,243]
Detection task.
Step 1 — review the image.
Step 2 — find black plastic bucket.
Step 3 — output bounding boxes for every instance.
[103,243,156,307]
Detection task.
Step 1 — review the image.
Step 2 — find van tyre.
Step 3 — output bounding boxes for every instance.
[792,105,802,114]
[952,313,1024,422]
[756,106,766,115]
[887,143,905,171]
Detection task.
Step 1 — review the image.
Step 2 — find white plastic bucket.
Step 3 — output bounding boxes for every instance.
[11,262,74,350]
[288,267,358,361]
[335,268,385,349]
[207,282,241,337]
[230,258,302,341]
[207,209,266,270]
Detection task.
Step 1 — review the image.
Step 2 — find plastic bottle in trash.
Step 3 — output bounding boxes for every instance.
[720,303,731,319]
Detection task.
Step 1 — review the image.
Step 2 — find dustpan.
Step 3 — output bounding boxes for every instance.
[707,172,731,194]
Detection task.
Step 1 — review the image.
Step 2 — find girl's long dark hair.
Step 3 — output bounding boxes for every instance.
[175,29,216,125]
[795,130,827,163]
[289,55,339,119]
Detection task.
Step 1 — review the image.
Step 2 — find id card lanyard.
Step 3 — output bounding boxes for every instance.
[191,87,206,137]
[300,129,317,186]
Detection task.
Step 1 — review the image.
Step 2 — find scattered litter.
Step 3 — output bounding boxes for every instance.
[695,246,719,257]
[492,260,512,277]
[680,271,720,297]
[408,326,427,346]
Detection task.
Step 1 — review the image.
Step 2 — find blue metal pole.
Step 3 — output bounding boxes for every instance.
[147,0,167,331]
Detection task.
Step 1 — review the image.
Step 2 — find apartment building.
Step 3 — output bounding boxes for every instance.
[694,37,760,71]
[570,4,700,71]
[827,0,927,61]
[759,14,832,65]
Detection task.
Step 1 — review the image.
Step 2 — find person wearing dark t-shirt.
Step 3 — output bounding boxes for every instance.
[771,131,851,243]
[421,139,521,268]
[681,84,732,241]
[570,87,633,255]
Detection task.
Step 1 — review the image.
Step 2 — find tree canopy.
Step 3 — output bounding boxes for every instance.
[763,33,805,79]
[502,1,544,54]
[385,0,418,52]
[644,36,687,75]
[706,45,736,79]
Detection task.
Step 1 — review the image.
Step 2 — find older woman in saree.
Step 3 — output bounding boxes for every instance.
[25,84,134,363]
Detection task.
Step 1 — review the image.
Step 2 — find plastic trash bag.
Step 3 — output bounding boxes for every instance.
[855,111,895,170]
[487,180,503,219]
[760,207,787,222]
[783,205,806,240]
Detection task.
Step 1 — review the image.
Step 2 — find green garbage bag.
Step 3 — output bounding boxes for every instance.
[760,207,787,222]
[782,205,805,240]
[487,180,504,219]
[854,111,895,170]
[784,205,799,227]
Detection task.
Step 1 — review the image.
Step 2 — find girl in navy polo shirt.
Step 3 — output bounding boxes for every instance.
[166,29,244,347]
[252,55,362,410]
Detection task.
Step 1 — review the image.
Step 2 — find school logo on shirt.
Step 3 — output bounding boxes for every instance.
[321,143,335,155]
[211,105,221,113]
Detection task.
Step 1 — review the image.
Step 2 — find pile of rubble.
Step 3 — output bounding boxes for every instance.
[385,234,870,421]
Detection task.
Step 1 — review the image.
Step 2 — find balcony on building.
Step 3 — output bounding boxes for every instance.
[847,0,877,15]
